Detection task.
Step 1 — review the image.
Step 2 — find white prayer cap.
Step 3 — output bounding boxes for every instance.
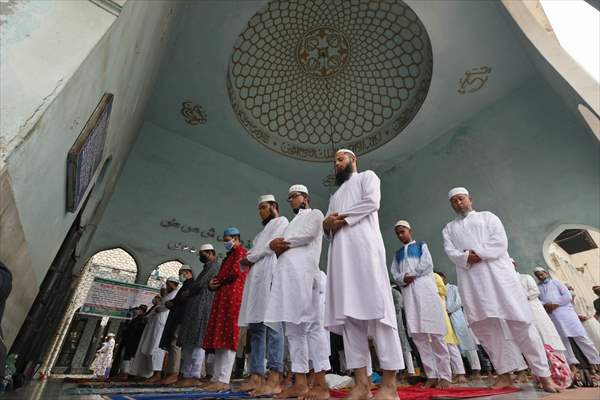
[448,187,469,200]
[107,333,116,337]
[289,184,309,195]
[199,243,214,251]
[258,194,276,205]
[336,148,356,158]
[166,276,180,283]
[534,267,546,273]
[394,220,411,230]
[179,264,192,272]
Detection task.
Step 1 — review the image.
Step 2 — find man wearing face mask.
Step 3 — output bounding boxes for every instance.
[202,228,248,392]
[177,244,220,387]
[158,265,195,384]
[534,267,600,371]
[264,184,329,400]
[237,195,289,395]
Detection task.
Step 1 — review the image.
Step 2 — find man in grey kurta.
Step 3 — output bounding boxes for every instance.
[177,244,220,386]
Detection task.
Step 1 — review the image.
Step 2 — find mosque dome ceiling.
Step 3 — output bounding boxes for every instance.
[144,0,535,195]
[227,0,433,162]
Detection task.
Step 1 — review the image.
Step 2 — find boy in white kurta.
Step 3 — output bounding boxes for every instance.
[390,220,451,388]
[442,187,559,393]
[323,150,403,400]
[238,195,289,394]
[264,184,329,400]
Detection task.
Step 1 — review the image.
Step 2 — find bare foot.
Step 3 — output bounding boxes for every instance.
[437,379,451,389]
[491,374,515,389]
[454,374,468,384]
[423,379,437,388]
[345,382,371,399]
[201,381,230,392]
[239,374,263,392]
[373,383,398,400]
[250,381,283,397]
[144,373,162,384]
[274,383,309,398]
[177,378,201,387]
[300,384,330,400]
[470,372,482,381]
[538,376,561,393]
[514,370,529,384]
[159,373,179,385]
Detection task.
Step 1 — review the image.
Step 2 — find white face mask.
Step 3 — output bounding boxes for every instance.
[224,240,235,252]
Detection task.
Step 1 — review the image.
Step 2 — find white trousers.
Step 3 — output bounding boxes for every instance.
[561,335,600,365]
[412,333,451,381]
[181,344,205,379]
[342,317,404,371]
[471,318,550,377]
[448,343,466,375]
[286,322,331,373]
[465,349,481,372]
[211,349,236,384]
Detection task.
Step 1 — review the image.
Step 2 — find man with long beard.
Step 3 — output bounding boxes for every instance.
[323,149,403,400]
[238,195,288,395]
[442,187,560,392]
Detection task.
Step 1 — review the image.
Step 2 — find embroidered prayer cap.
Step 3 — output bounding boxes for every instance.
[199,243,214,251]
[223,227,240,236]
[258,194,276,206]
[448,187,469,200]
[394,220,411,230]
[288,184,309,195]
[179,264,193,272]
[166,275,180,283]
[336,148,356,158]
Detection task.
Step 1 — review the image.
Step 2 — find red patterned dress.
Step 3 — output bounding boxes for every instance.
[202,244,248,351]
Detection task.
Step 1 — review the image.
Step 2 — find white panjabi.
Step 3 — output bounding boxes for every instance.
[238,216,289,326]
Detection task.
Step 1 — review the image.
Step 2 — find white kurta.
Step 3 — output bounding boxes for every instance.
[390,241,447,336]
[446,283,478,352]
[91,338,115,376]
[131,288,178,376]
[442,210,531,324]
[518,273,565,351]
[238,216,289,326]
[264,208,323,325]
[538,279,588,338]
[324,171,397,335]
[573,295,600,352]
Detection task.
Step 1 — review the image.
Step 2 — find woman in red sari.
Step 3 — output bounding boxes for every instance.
[202,227,248,391]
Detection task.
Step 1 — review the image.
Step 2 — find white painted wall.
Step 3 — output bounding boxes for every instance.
[0,0,181,346]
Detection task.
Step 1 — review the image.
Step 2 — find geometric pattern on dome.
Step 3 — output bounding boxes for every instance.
[228,0,433,162]
[89,248,137,272]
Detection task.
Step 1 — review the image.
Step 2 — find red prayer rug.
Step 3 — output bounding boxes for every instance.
[329,385,521,399]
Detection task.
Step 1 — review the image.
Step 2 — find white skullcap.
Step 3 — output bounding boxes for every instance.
[394,220,411,230]
[448,187,469,200]
[179,264,192,272]
[199,243,214,251]
[107,333,115,337]
[336,148,356,158]
[289,184,309,195]
[166,276,180,283]
[258,194,276,205]
[534,267,546,273]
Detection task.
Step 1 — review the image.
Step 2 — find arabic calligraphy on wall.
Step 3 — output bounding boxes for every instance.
[161,219,253,253]
[458,66,492,94]
[180,102,208,125]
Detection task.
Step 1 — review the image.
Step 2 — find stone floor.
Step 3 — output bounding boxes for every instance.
[1,378,598,399]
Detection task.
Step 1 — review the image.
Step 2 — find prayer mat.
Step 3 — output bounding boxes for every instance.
[66,386,209,395]
[104,391,250,400]
[329,385,521,399]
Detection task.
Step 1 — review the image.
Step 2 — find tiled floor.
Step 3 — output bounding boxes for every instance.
[1,378,598,399]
